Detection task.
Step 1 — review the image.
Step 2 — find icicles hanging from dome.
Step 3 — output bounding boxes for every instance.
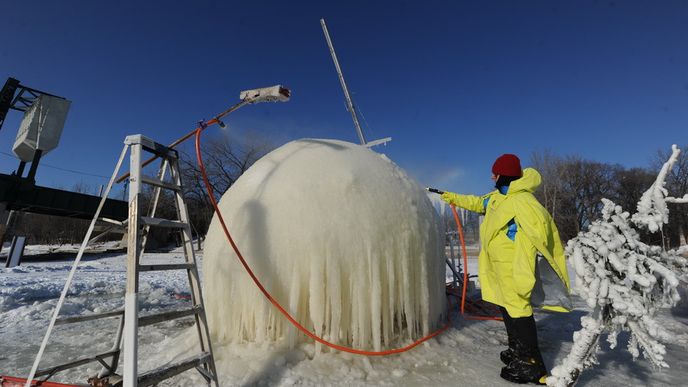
[202,139,446,352]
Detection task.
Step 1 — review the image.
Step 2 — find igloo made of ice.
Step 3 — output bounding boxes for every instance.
[203,139,445,351]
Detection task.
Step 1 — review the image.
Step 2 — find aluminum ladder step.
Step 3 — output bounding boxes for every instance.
[140,216,188,229]
[35,349,120,378]
[56,305,201,327]
[138,263,195,272]
[137,352,212,387]
[140,174,182,192]
[56,309,124,325]
[139,306,202,327]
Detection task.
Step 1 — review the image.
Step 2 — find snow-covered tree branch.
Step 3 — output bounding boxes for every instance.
[547,145,688,387]
[666,195,688,204]
[632,144,682,232]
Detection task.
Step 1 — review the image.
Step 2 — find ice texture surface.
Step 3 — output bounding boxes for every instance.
[202,139,446,352]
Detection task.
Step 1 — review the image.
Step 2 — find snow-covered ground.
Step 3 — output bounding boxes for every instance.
[2,245,687,386]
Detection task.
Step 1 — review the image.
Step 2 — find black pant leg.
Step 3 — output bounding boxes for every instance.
[510,314,545,367]
[499,306,517,349]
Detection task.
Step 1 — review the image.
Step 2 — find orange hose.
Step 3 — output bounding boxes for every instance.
[450,205,469,314]
[195,127,452,355]
[450,205,502,321]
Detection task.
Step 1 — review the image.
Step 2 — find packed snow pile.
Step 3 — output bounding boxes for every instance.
[548,145,688,387]
[202,139,445,352]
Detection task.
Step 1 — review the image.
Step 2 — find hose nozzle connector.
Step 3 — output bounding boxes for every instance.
[426,187,445,195]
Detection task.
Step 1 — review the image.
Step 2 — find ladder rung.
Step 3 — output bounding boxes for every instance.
[137,352,211,387]
[140,175,182,192]
[99,217,128,227]
[35,349,119,377]
[140,217,188,229]
[56,309,124,325]
[139,306,202,327]
[138,263,194,272]
[56,305,201,328]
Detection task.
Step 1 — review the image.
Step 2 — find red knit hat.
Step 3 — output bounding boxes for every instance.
[492,154,522,177]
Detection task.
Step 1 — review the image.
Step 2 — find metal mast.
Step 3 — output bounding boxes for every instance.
[320,18,367,145]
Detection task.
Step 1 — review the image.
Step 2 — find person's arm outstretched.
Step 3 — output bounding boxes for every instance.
[440,191,491,214]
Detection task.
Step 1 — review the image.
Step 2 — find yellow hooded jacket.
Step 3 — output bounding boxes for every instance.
[444,168,570,317]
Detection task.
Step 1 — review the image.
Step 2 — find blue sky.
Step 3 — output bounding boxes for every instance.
[1,0,686,195]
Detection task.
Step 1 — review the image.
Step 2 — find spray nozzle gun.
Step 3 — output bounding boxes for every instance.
[426,187,444,195]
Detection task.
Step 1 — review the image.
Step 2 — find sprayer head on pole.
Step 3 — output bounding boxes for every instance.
[240,85,291,104]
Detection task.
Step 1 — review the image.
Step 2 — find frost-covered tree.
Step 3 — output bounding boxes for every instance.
[547,145,688,387]
[653,145,688,246]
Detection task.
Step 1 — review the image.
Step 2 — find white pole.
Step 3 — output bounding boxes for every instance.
[320,18,367,145]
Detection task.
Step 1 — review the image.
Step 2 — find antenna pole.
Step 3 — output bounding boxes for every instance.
[320,18,367,145]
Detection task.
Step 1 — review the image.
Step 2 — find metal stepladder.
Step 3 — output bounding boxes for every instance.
[27,134,219,387]
[121,134,218,386]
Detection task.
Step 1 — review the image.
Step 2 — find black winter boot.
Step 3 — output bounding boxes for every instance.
[498,308,547,384]
[500,356,547,385]
[500,347,517,365]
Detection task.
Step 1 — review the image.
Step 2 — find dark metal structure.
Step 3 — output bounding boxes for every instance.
[0,78,21,131]
[0,77,127,221]
[0,77,64,131]
[1,77,69,180]
[0,173,127,220]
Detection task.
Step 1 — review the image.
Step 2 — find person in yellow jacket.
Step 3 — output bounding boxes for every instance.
[441,154,571,385]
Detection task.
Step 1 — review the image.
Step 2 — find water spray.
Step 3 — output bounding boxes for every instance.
[114,85,290,184]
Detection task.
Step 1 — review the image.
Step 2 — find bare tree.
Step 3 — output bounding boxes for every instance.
[179,132,274,237]
[531,152,621,240]
[530,149,565,219]
[565,158,620,231]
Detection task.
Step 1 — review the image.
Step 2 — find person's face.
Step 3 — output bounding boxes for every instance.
[491,173,499,182]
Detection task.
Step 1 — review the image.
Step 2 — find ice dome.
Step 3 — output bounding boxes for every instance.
[203,139,445,351]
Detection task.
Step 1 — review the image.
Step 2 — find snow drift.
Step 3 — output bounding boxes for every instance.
[202,139,445,351]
